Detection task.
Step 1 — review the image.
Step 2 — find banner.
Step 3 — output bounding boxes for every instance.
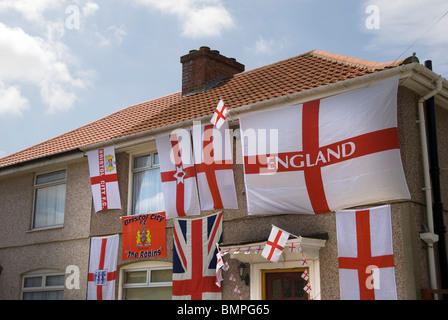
[87,146,121,212]
[192,122,238,210]
[172,212,223,300]
[156,130,200,219]
[336,205,397,300]
[239,76,410,215]
[121,212,167,260]
[87,234,119,300]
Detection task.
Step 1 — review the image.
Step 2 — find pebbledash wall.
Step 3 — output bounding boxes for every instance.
[0,84,447,300]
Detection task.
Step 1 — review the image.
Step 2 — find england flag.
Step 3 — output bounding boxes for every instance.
[239,76,410,215]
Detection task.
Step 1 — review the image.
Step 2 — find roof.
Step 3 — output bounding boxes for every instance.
[0,50,407,169]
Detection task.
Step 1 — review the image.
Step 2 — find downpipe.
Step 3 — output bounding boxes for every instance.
[417,76,443,291]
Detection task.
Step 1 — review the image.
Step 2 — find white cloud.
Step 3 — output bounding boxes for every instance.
[136,0,235,38]
[94,24,127,47]
[0,22,87,114]
[247,36,285,56]
[0,0,62,22]
[82,1,99,17]
[0,1,102,115]
[0,82,29,116]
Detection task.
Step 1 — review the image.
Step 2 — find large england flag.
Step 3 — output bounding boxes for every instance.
[87,234,119,300]
[192,122,238,210]
[87,146,121,212]
[156,130,200,219]
[240,76,410,215]
[172,212,223,300]
[336,205,397,300]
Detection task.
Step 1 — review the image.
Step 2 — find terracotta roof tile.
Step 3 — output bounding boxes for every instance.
[0,50,405,169]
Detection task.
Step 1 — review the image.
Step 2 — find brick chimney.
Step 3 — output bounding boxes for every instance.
[180,46,245,96]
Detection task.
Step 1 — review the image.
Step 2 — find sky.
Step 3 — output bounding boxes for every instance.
[1,0,447,158]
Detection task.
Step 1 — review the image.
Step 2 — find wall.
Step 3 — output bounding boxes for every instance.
[0,160,92,299]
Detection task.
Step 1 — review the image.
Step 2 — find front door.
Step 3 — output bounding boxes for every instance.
[263,269,309,300]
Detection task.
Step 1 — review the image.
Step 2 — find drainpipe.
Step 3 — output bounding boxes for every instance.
[424,60,448,291]
[418,74,443,291]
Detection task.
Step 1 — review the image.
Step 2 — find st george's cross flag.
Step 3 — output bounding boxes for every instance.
[87,146,121,212]
[239,76,410,215]
[336,205,397,300]
[261,225,290,263]
[87,234,119,300]
[210,99,229,129]
[172,212,223,300]
[156,130,200,219]
[192,122,238,210]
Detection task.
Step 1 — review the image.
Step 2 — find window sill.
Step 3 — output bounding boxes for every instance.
[27,225,64,233]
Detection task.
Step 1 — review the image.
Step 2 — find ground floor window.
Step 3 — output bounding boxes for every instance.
[22,270,65,300]
[120,261,172,300]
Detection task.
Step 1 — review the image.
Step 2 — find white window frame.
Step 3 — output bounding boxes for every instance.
[21,270,65,300]
[31,169,67,230]
[118,261,173,300]
[128,150,164,216]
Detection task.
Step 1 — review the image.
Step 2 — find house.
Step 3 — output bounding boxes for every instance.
[0,46,447,300]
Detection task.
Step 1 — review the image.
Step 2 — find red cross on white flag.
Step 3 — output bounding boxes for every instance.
[301,270,310,281]
[87,235,119,300]
[192,122,238,210]
[336,205,397,300]
[87,146,121,212]
[210,99,229,129]
[261,225,290,263]
[239,76,410,215]
[156,130,200,219]
[303,283,312,294]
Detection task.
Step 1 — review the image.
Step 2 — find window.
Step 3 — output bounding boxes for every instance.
[264,269,309,300]
[22,271,65,300]
[122,267,172,300]
[33,170,66,229]
[131,153,164,215]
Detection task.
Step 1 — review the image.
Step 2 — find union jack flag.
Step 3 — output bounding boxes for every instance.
[172,212,223,300]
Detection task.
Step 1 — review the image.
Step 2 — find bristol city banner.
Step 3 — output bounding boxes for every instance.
[86,146,121,213]
[121,212,167,260]
[239,76,410,215]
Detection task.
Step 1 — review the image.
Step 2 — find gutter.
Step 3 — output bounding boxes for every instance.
[417,75,443,291]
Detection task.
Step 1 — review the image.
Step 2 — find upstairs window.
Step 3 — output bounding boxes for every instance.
[33,170,66,229]
[131,153,164,215]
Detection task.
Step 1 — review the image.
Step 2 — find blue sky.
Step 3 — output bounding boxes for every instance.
[1,0,447,158]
